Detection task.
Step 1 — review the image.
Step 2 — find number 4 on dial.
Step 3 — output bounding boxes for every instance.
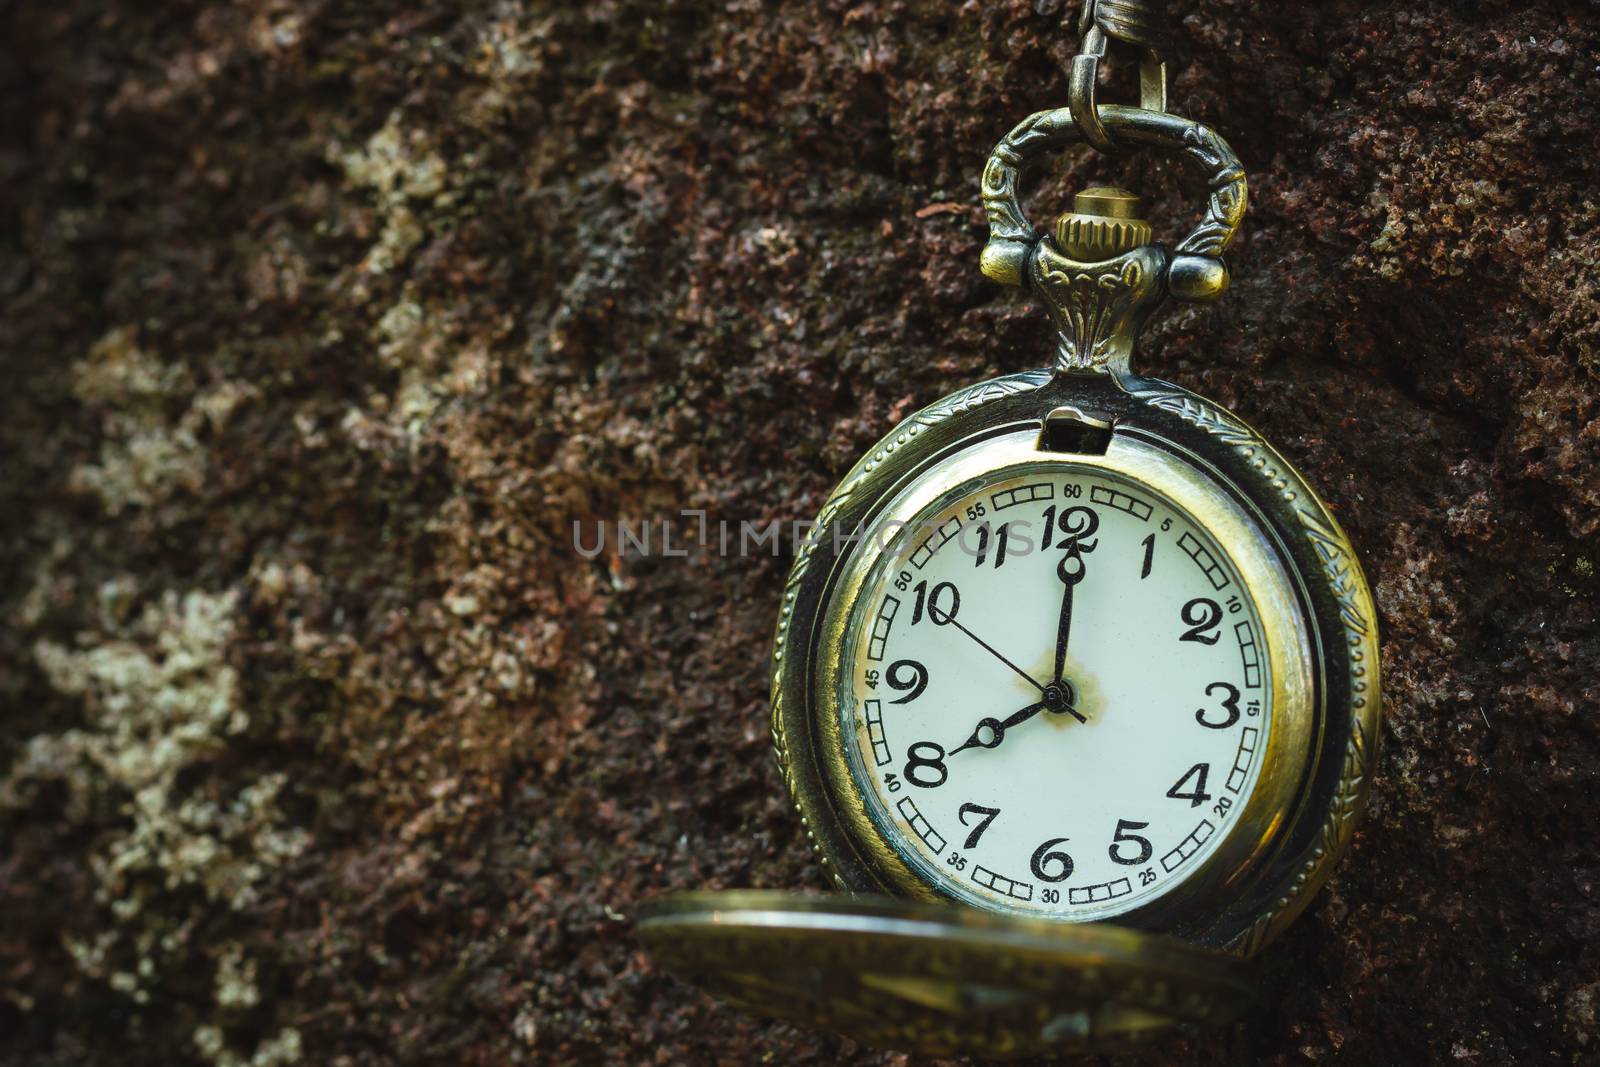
[1167,763,1212,807]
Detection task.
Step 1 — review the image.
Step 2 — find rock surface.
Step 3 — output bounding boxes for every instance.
[2,1,1597,1064]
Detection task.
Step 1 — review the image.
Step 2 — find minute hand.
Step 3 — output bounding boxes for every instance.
[1053,549,1089,684]
[928,604,1048,694]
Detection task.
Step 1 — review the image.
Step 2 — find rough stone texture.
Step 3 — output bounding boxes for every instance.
[1,1,1596,1064]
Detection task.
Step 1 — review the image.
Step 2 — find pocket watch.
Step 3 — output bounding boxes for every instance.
[641,8,1379,1059]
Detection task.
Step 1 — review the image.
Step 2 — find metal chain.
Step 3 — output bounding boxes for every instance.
[1070,0,1174,153]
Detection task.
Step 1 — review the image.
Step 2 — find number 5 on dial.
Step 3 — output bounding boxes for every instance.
[1109,819,1153,866]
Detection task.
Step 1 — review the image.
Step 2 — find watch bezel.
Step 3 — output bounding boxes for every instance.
[815,432,1314,924]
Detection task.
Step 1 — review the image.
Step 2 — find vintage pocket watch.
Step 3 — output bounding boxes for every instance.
[641,12,1380,1059]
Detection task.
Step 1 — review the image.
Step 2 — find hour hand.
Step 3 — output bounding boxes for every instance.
[950,701,1046,755]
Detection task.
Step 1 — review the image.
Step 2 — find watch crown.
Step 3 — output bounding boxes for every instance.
[1055,186,1153,261]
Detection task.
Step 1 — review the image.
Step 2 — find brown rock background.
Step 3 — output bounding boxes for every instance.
[2,1,1597,1063]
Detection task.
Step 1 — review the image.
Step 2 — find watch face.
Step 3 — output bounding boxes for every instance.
[837,460,1276,921]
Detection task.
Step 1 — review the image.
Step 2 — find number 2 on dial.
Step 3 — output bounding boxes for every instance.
[1179,597,1222,644]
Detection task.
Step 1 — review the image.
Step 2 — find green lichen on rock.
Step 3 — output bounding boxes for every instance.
[6,585,305,1063]
[193,1022,302,1067]
[332,113,450,277]
[66,328,207,515]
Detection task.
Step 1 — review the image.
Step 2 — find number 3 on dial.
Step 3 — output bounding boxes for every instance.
[1195,681,1242,729]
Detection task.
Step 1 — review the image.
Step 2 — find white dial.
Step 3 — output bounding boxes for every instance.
[840,462,1273,920]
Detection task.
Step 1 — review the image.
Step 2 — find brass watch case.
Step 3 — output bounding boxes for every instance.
[771,369,1380,955]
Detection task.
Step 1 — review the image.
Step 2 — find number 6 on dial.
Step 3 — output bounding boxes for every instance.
[1030,838,1075,883]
